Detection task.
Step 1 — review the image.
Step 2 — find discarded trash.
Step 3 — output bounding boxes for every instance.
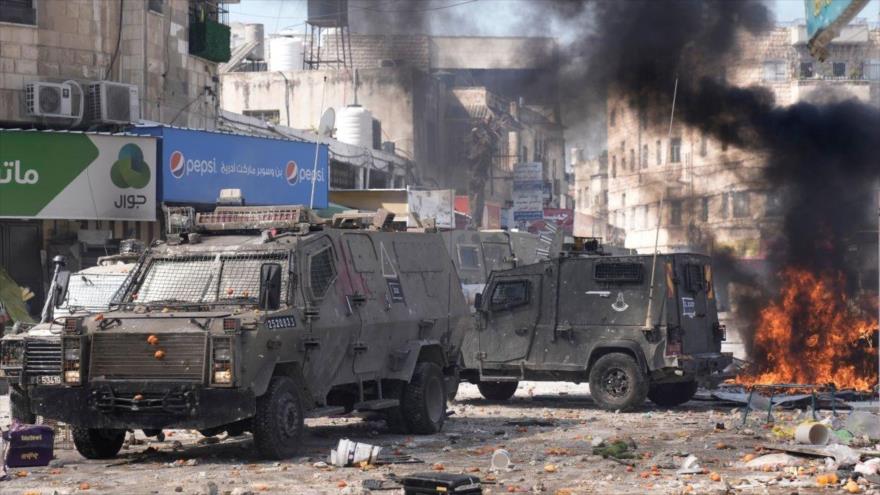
[795,422,830,445]
[676,454,702,475]
[590,436,605,448]
[490,449,512,471]
[3,424,54,468]
[846,411,880,440]
[401,472,482,495]
[823,443,860,467]
[330,439,382,467]
[844,479,861,493]
[855,458,880,477]
[593,440,635,460]
[745,453,803,470]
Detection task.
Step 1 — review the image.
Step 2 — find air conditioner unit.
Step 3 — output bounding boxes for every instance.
[24,82,75,118]
[86,81,140,124]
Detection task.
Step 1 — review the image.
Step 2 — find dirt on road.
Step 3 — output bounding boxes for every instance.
[1,382,877,495]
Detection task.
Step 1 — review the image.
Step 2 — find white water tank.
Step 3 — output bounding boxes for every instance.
[336,105,373,148]
[244,23,264,61]
[268,36,303,72]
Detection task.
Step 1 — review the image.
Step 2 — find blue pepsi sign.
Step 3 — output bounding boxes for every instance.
[132,126,329,208]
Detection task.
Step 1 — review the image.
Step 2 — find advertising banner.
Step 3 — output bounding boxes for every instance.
[804,0,869,58]
[0,131,157,220]
[513,162,544,221]
[133,127,329,208]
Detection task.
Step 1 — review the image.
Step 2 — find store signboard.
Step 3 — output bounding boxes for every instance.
[513,162,543,221]
[0,130,157,220]
[132,126,329,208]
[407,188,454,229]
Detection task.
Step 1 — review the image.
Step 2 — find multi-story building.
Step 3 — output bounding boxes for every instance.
[588,22,880,260]
[220,32,567,226]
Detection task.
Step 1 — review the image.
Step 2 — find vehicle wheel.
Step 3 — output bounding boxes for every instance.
[382,381,407,433]
[10,387,35,424]
[477,381,518,401]
[401,362,447,434]
[252,376,304,459]
[648,381,698,408]
[72,427,125,459]
[588,353,648,411]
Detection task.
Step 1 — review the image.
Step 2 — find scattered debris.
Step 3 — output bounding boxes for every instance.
[677,455,702,475]
[745,453,803,470]
[330,439,382,467]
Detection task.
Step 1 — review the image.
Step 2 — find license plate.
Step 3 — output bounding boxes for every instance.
[265,315,296,329]
[37,375,61,385]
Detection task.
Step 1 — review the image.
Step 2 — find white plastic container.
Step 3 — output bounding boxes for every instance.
[244,24,264,61]
[795,422,830,445]
[336,105,373,148]
[268,37,303,72]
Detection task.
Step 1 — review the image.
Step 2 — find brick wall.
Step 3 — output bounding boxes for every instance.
[317,34,430,71]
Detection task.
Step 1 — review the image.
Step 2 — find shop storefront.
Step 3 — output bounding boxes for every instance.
[0,130,158,309]
[131,126,329,208]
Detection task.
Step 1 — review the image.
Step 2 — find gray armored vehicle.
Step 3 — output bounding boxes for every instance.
[460,242,732,411]
[0,205,469,459]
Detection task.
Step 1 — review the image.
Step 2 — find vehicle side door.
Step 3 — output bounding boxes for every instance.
[478,274,541,367]
[675,256,719,354]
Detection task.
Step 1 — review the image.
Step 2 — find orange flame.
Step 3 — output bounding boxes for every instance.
[737,268,878,391]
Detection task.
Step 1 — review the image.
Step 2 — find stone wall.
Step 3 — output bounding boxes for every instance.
[0,0,219,129]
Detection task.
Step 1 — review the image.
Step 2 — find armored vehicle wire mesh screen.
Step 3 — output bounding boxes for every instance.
[594,262,643,283]
[132,252,289,305]
[60,273,129,314]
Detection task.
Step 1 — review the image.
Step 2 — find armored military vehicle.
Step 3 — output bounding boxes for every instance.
[0,205,469,459]
[460,242,732,411]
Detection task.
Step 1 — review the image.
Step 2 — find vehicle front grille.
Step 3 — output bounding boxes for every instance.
[25,340,62,375]
[90,333,207,382]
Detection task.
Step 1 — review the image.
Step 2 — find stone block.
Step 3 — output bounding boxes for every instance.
[75,50,94,66]
[20,44,38,60]
[0,58,14,72]
[37,61,60,76]
[15,59,37,75]
[3,73,24,91]
[37,29,60,47]
[51,16,78,34]
[0,43,21,59]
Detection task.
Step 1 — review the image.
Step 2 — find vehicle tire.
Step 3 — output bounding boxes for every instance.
[477,381,518,401]
[588,352,648,411]
[401,362,447,434]
[72,427,125,459]
[252,376,304,459]
[445,367,460,402]
[10,387,35,424]
[382,381,407,433]
[648,381,698,408]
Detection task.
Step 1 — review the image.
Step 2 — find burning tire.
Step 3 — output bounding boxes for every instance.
[588,353,648,411]
[72,427,125,459]
[477,381,518,401]
[400,362,447,434]
[252,376,304,459]
[648,381,698,408]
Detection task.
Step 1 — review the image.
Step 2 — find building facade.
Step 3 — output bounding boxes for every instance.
[584,22,880,259]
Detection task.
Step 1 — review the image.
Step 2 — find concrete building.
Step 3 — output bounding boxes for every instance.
[220,33,567,225]
[581,22,880,259]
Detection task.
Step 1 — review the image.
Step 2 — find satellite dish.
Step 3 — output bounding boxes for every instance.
[318,108,335,137]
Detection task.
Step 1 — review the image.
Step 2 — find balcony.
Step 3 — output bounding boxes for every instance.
[189,1,231,63]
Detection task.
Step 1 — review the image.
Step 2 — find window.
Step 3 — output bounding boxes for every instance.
[866,60,880,81]
[684,264,706,293]
[521,146,529,162]
[733,191,750,218]
[0,0,36,24]
[721,140,728,152]
[720,192,729,219]
[629,149,635,171]
[656,139,662,165]
[595,262,642,283]
[832,62,847,78]
[458,246,480,269]
[699,136,707,157]
[611,156,617,178]
[669,138,681,163]
[148,0,164,13]
[700,197,709,222]
[669,200,682,226]
[309,247,336,299]
[800,61,814,79]
[641,144,648,168]
[765,192,784,217]
[490,280,529,311]
[763,61,787,81]
[243,109,280,125]
[609,108,616,127]
[330,161,357,189]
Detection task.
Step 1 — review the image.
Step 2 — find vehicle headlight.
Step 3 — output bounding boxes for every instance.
[211,337,234,386]
[0,340,24,369]
[62,337,82,385]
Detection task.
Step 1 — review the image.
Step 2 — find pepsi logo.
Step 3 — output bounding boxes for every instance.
[169,151,185,179]
[285,161,299,185]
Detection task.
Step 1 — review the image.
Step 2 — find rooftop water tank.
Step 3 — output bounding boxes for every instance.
[244,23,264,61]
[268,37,303,72]
[336,105,373,148]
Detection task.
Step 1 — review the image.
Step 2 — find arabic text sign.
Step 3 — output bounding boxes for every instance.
[407,188,454,229]
[132,127,329,208]
[0,131,157,220]
[805,0,869,39]
[513,162,544,221]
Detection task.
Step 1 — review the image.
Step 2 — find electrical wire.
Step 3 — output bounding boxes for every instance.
[105,0,125,80]
[170,89,207,125]
[345,0,481,13]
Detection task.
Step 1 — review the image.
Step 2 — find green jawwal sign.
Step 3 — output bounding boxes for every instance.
[0,131,157,220]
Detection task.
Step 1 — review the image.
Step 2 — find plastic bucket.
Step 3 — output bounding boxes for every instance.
[795,422,830,445]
